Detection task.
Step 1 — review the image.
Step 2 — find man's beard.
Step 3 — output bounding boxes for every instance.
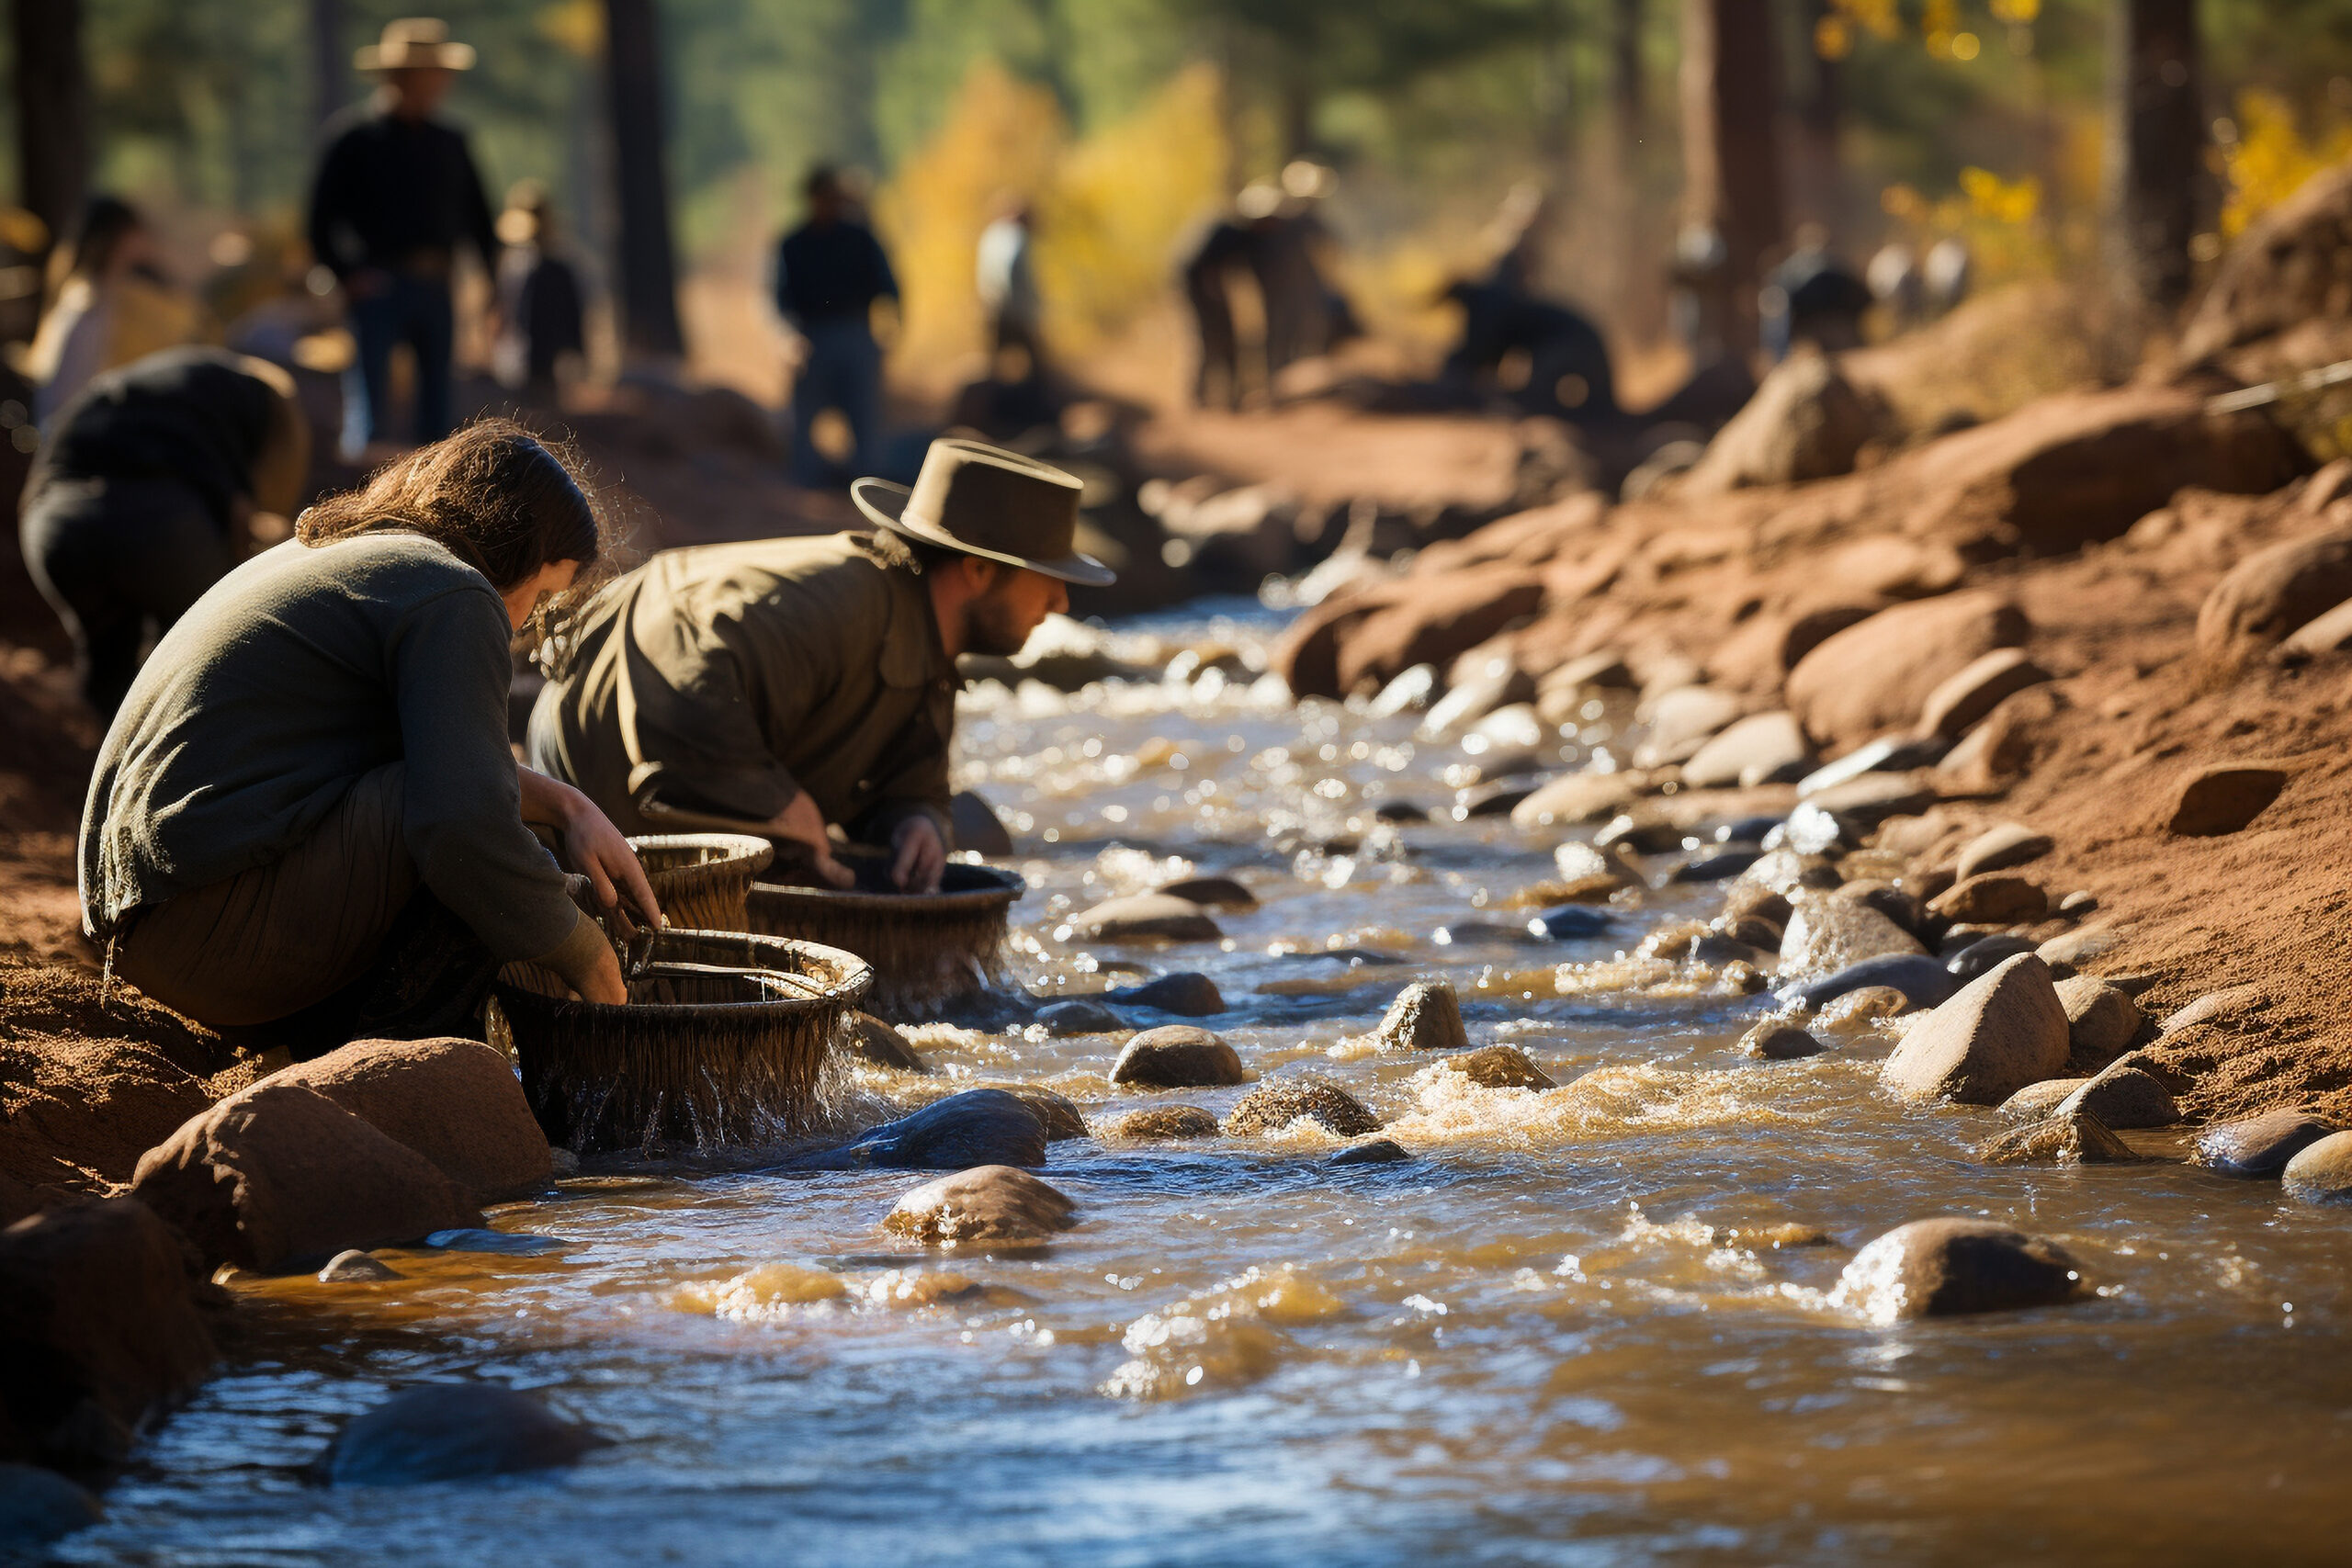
[963,590,1035,658]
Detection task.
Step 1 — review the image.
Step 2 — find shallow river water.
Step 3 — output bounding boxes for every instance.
[60,604,2352,1567]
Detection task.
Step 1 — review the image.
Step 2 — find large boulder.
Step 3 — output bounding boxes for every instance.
[259,1038,551,1204]
[1830,1217,2084,1322]
[1678,352,1883,494]
[1880,953,2070,1105]
[130,1083,480,1272]
[2194,523,2352,662]
[0,1200,219,1467]
[882,1166,1078,1247]
[794,1089,1050,1171]
[1274,564,1545,700]
[312,1383,609,1485]
[1785,592,2030,752]
[2179,161,2352,363]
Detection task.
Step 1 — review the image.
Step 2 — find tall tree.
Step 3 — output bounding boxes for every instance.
[2104,0,2204,316]
[10,0,92,269]
[605,0,685,358]
[311,0,347,128]
[1679,0,1783,358]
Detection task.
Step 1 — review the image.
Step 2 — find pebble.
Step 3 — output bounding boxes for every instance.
[1739,1021,1826,1060]
[1679,711,1814,790]
[1594,811,1684,853]
[1378,980,1470,1051]
[1036,998,1124,1036]
[1329,1138,1414,1166]
[1880,953,2070,1105]
[1690,931,1775,969]
[1153,876,1258,909]
[1716,913,1786,951]
[1803,773,1939,831]
[1225,1078,1383,1137]
[1631,684,1744,766]
[317,1249,403,1283]
[1510,771,1648,829]
[2196,1110,2334,1178]
[1955,821,2055,881]
[1778,890,1926,978]
[2055,1063,2178,1129]
[2280,1131,2352,1203]
[2167,763,2289,836]
[1669,848,1766,883]
[1835,879,1923,934]
[1372,801,1430,824]
[844,1012,928,1072]
[1436,1044,1556,1090]
[2036,924,2120,969]
[1944,933,2041,983]
[1998,1077,2086,1120]
[1102,971,1227,1016]
[2160,984,2266,1034]
[1977,1109,2140,1165]
[883,1165,1078,1247]
[1066,894,1223,943]
[1793,735,1948,798]
[1917,649,2052,740]
[1830,1217,2084,1322]
[1778,953,1957,1012]
[1110,1026,1247,1089]
[1528,905,1614,941]
[1814,985,1913,1033]
[2057,890,2099,916]
[1101,1106,1221,1141]
[1928,873,2049,925]
[2052,976,2146,1065]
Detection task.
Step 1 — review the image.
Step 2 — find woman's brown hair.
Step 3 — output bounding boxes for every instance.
[295,418,607,591]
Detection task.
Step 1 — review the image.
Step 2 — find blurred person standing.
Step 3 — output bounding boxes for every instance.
[976,197,1042,379]
[20,347,308,716]
[1760,223,1871,361]
[775,165,899,486]
[492,180,587,403]
[307,17,498,458]
[1181,209,1253,410]
[22,197,196,424]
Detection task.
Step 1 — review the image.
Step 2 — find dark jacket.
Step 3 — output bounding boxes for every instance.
[526,533,954,847]
[307,103,499,282]
[775,220,898,329]
[30,347,280,532]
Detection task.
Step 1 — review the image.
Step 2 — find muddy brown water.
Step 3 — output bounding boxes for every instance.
[61,606,2352,1566]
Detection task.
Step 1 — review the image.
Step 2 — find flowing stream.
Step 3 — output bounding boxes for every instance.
[60,604,2352,1567]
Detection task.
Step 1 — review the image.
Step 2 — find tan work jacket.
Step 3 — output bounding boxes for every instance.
[528,532,956,847]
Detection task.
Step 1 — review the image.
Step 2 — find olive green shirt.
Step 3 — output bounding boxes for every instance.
[81,533,582,964]
[526,532,956,845]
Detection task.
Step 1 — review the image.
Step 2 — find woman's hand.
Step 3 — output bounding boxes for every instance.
[767,791,855,889]
[518,766,662,929]
[891,815,945,894]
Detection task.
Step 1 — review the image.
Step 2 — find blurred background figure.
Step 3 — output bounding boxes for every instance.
[1923,236,1973,320]
[1443,186,1617,423]
[307,17,497,458]
[1181,203,1254,411]
[1866,240,1925,331]
[18,347,308,716]
[976,195,1043,382]
[1759,222,1871,361]
[493,180,587,404]
[776,164,899,486]
[1250,164,1354,384]
[20,197,194,424]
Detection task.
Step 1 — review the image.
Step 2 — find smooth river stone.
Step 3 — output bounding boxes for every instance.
[1917,648,2051,740]
[2281,1132,2352,1203]
[844,1012,928,1073]
[1830,1218,2084,1323]
[1679,711,1814,790]
[2196,1110,2334,1178]
[2167,763,2288,836]
[883,1165,1078,1247]
[1668,848,1765,884]
[1956,821,2055,881]
[1153,876,1257,909]
[1066,894,1223,942]
[799,1089,1048,1171]
[1529,905,1614,940]
[1436,1044,1556,1090]
[1379,980,1470,1051]
[316,1249,403,1283]
[1102,1106,1221,1141]
[1036,998,1124,1036]
[1224,1078,1383,1137]
[1329,1138,1413,1166]
[1739,1021,1826,1060]
[1778,890,1926,978]
[1880,953,2070,1106]
[1814,986,1913,1033]
[1944,933,2041,983]
[1998,1077,2088,1121]
[1110,1026,1246,1089]
[1632,684,1744,766]
[1102,971,1227,1016]
[1779,953,1958,1012]
[313,1384,610,1485]
[1510,770,1649,829]
[1927,873,2050,925]
[2054,1062,2178,1130]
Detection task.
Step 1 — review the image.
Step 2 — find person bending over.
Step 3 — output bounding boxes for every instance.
[82,420,659,1051]
[529,437,1114,892]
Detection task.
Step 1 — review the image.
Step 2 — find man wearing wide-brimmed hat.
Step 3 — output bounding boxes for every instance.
[529,438,1115,892]
[307,18,498,457]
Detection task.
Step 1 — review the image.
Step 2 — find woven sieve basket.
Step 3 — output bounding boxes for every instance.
[745,852,1023,1023]
[625,833,775,932]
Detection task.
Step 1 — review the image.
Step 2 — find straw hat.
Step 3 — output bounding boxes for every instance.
[356,17,477,73]
[852,438,1115,587]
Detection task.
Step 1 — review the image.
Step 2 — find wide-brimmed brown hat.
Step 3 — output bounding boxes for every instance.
[356,17,476,72]
[852,438,1115,587]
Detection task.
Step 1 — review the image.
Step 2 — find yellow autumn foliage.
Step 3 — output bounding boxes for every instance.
[2221,89,2352,239]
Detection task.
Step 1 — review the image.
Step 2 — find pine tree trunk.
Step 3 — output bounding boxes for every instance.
[604,0,684,358]
[2103,0,2204,316]
[311,0,347,128]
[1678,0,1784,360]
[10,0,91,270]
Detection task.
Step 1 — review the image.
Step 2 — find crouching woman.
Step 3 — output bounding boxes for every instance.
[79,420,659,1049]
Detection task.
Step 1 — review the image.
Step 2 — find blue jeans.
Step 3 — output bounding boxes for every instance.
[343,275,455,455]
[790,318,883,485]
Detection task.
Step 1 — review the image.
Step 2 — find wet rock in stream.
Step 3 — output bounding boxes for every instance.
[0,1463,102,1551]
[1003,1088,1091,1143]
[883,1165,1078,1247]
[1778,890,1927,977]
[1225,1078,1383,1138]
[312,1383,611,1484]
[1067,895,1223,943]
[254,1037,553,1204]
[2196,1110,2335,1179]
[1378,980,1470,1051]
[1831,1217,2085,1322]
[1434,1044,1556,1090]
[2053,976,2147,1066]
[1739,1021,1826,1060]
[1976,1109,2141,1165]
[1329,1138,1413,1166]
[1779,953,1957,1012]
[844,1013,929,1073]
[1813,986,1914,1033]
[1111,1026,1247,1089]
[1100,1106,1221,1141]
[795,1089,1051,1171]
[1880,954,2071,1106]
[2281,1132,2352,1203]
[1944,933,2042,983]
[1102,971,1226,1016]
[1036,998,1125,1035]
[1153,876,1258,909]
[2054,1059,2178,1129]
[317,1249,404,1283]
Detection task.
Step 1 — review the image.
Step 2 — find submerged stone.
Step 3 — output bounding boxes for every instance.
[2196,1110,2333,1179]
[317,1249,404,1283]
[1329,1138,1413,1166]
[1036,998,1124,1036]
[883,1165,1077,1247]
[1831,1218,2084,1323]
[314,1383,609,1484]
[1976,1110,2140,1165]
[1103,971,1227,1016]
[2281,1132,2352,1204]
[799,1089,1050,1171]
[1739,1021,1826,1060]
[1101,1106,1221,1141]
[1880,954,2070,1106]
[1436,1044,1556,1090]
